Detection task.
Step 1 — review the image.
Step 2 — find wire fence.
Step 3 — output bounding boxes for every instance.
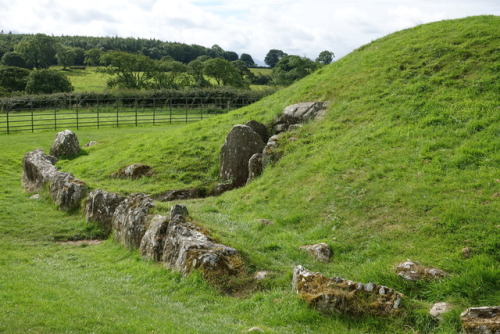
[0,96,258,134]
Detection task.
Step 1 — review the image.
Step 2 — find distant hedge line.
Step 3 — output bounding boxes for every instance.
[0,88,276,111]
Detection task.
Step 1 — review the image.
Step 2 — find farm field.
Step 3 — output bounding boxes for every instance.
[1,16,498,333]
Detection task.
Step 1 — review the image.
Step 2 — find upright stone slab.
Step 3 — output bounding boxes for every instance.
[461,306,500,334]
[85,189,125,234]
[21,148,58,192]
[112,193,154,249]
[247,153,264,183]
[49,171,87,211]
[245,120,269,143]
[140,215,169,261]
[219,125,266,187]
[50,129,80,159]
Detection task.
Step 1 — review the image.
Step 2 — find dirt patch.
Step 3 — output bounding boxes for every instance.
[59,240,104,246]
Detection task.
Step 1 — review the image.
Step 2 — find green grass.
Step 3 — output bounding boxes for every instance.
[59,66,111,92]
[1,16,499,333]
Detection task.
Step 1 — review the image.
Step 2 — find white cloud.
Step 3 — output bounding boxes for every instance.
[0,0,498,63]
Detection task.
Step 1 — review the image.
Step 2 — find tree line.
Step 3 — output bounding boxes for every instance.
[0,32,334,95]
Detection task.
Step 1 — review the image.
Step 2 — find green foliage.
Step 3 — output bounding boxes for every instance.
[1,51,28,68]
[56,46,77,69]
[0,66,30,92]
[272,55,319,86]
[14,33,58,69]
[240,53,256,67]
[203,58,249,88]
[316,50,335,64]
[84,48,103,66]
[264,49,287,68]
[25,69,74,94]
[99,51,156,89]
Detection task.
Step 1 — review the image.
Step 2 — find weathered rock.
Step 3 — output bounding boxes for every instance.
[220,125,266,187]
[461,306,500,334]
[84,141,97,147]
[273,102,328,133]
[430,302,453,320]
[140,215,169,261]
[30,194,40,200]
[50,129,80,158]
[293,265,403,316]
[170,204,189,220]
[85,189,125,234]
[262,135,283,167]
[21,148,58,192]
[154,188,202,202]
[300,243,332,263]
[49,171,87,211]
[396,260,448,281]
[162,212,243,277]
[247,153,264,183]
[212,182,237,196]
[111,164,153,179]
[254,271,270,281]
[245,120,269,143]
[112,193,154,249]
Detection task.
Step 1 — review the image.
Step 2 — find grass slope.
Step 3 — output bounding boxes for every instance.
[1,16,498,333]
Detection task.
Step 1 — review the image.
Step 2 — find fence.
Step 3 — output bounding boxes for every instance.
[0,96,259,134]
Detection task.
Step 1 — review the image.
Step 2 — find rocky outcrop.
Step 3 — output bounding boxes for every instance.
[85,189,125,234]
[274,102,329,133]
[140,215,169,262]
[111,164,153,179]
[49,172,87,212]
[461,306,499,334]
[300,243,332,263]
[112,193,154,249]
[21,148,58,192]
[293,265,403,316]
[396,260,448,281]
[220,125,266,187]
[50,129,80,158]
[247,153,264,183]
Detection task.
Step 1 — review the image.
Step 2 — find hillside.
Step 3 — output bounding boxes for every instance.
[1,16,499,333]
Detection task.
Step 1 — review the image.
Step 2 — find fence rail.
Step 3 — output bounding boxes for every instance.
[0,96,258,134]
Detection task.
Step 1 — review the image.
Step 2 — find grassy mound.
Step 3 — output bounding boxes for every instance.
[1,16,498,333]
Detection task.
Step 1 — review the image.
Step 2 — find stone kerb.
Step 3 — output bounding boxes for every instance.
[50,129,81,159]
[21,148,58,193]
[85,189,125,234]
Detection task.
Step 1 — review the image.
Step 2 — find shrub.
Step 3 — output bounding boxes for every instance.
[25,69,74,94]
[0,66,31,92]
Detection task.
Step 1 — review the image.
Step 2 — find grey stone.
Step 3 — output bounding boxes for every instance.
[154,188,202,202]
[84,141,97,147]
[430,302,453,320]
[170,204,189,220]
[245,120,269,143]
[140,215,169,262]
[300,243,332,263]
[396,259,448,281]
[282,102,329,122]
[50,129,80,158]
[112,193,154,249]
[247,153,264,183]
[461,306,499,334]
[49,171,87,212]
[30,194,40,200]
[85,189,125,234]
[21,149,58,193]
[220,125,266,187]
[111,164,152,179]
[254,271,270,280]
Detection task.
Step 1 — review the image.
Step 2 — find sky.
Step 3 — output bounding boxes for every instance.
[0,0,498,64]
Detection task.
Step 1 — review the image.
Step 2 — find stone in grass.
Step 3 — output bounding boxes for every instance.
[430,302,453,320]
[111,164,153,179]
[300,243,332,263]
[292,265,403,317]
[85,189,125,235]
[49,171,87,212]
[21,148,58,193]
[461,306,499,334]
[140,215,169,262]
[396,259,448,281]
[50,129,80,159]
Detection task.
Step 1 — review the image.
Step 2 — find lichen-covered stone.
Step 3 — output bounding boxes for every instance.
[154,188,202,201]
[396,259,448,281]
[112,193,154,249]
[220,125,266,187]
[430,302,453,320]
[140,215,169,261]
[85,189,125,234]
[461,306,499,334]
[247,153,263,183]
[293,265,403,316]
[245,120,269,143]
[111,164,152,179]
[50,129,80,158]
[300,243,332,263]
[21,148,58,192]
[49,171,87,212]
[273,102,329,133]
[170,204,189,220]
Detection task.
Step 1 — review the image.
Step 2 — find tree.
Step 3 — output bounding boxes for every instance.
[14,34,57,69]
[203,58,248,88]
[84,48,103,66]
[187,57,211,87]
[315,50,335,65]
[73,47,85,66]
[0,66,31,92]
[150,59,192,89]
[264,49,287,68]
[1,51,28,68]
[240,53,255,67]
[223,51,238,62]
[56,46,77,69]
[98,51,156,89]
[272,55,319,86]
[25,69,73,94]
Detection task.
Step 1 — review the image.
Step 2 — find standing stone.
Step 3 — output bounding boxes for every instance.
[300,243,332,263]
[247,153,264,183]
[245,120,269,143]
[85,189,125,235]
[112,193,154,249]
[140,215,169,261]
[220,125,266,187]
[49,171,87,212]
[461,306,499,334]
[21,148,58,192]
[50,129,80,159]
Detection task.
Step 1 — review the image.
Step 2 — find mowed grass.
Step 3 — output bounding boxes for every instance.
[1,16,499,333]
[59,66,110,92]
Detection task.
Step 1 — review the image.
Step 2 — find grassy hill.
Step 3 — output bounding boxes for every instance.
[1,16,498,333]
